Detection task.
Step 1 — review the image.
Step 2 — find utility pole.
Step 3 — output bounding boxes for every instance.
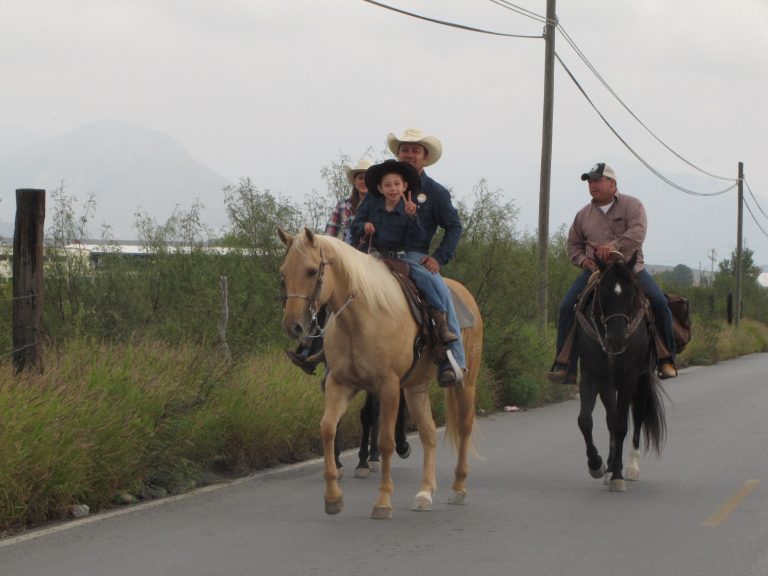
[734,161,744,327]
[536,0,557,334]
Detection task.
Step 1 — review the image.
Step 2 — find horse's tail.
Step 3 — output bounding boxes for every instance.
[633,372,667,455]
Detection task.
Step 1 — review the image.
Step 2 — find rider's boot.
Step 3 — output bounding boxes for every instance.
[285,333,325,375]
[431,309,458,343]
[438,350,465,388]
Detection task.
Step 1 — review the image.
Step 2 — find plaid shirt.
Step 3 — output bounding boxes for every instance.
[325,198,355,244]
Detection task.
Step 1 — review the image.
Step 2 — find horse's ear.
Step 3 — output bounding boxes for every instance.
[304,227,317,246]
[596,256,607,272]
[627,251,638,270]
[277,227,293,247]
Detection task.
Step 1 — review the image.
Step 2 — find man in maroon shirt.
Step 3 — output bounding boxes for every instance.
[548,162,677,383]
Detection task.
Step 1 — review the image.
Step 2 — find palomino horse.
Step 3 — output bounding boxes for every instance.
[576,253,667,492]
[278,228,482,518]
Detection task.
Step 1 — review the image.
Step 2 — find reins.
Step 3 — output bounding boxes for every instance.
[576,265,647,356]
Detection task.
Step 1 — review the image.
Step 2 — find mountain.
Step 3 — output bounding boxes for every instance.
[0,120,231,239]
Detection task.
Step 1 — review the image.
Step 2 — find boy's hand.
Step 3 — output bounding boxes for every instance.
[404,191,417,216]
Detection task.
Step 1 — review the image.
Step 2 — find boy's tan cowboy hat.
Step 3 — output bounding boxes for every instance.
[386,128,443,166]
[345,159,373,185]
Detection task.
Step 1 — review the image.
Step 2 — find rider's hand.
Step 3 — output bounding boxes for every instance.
[595,245,614,262]
[364,222,375,236]
[582,258,597,271]
[404,191,417,216]
[420,255,441,273]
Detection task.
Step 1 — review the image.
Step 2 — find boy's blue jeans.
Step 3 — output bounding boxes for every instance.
[403,251,466,370]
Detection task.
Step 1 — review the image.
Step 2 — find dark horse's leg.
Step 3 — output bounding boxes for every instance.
[354,393,377,478]
[395,390,411,459]
[334,422,343,476]
[578,377,607,478]
[607,387,632,492]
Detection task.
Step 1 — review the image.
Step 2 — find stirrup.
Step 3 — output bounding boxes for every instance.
[438,350,465,388]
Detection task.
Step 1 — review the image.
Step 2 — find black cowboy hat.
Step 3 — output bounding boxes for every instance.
[364,159,420,198]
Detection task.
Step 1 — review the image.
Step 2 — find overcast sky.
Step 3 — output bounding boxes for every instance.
[1,0,767,268]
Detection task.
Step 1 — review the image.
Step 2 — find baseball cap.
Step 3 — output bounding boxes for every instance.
[581,162,617,181]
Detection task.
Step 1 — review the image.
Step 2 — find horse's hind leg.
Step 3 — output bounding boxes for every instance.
[403,383,437,511]
[334,423,344,479]
[445,382,476,505]
[395,390,411,459]
[368,394,381,471]
[321,378,354,515]
[354,393,375,479]
[626,400,643,481]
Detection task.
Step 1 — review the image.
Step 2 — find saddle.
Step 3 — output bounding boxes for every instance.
[380,258,447,369]
[555,271,670,366]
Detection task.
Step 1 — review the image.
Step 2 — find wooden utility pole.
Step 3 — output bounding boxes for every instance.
[536,0,557,334]
[12,188,46,372]
[734,162,744,327]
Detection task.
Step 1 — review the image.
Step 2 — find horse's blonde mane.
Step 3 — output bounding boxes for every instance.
[293,232,405,316]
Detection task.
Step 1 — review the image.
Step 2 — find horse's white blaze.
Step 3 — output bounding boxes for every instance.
[614,282,622,296]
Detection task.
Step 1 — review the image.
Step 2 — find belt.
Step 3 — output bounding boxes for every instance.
[379,250,406,259]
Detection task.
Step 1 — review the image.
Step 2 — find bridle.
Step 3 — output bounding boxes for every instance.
[577,262,647,356]
[280,244,355,336]
[280,247,328,325]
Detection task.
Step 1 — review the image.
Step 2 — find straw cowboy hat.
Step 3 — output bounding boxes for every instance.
[364,160,420,198]
[386,128,443,167]
[345,159,373,185]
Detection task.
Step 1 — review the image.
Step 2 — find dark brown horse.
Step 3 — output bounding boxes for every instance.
[576,253,667,491]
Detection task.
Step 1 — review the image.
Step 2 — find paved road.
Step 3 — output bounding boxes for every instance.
[2,354,768,576]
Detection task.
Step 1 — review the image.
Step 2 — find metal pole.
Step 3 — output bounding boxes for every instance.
[537,0,557,334]
[734,162,743,327]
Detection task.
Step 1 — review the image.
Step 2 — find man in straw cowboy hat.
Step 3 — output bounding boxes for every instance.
[381,128,465,386]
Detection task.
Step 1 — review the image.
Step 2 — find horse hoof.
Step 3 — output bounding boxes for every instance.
[354,466,371,479]
[589,462,608,479]
[412,491,433,511]
[368,460,380,473]
[371,506,393,519]
[447,490,466,505]
[625,467,639,481]
[325,497,344,515]
[396,443,411,459]
[609,479,626,492]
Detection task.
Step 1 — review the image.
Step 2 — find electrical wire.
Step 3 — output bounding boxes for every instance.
[743,195,768,240]
[556,23,737,183]
[744,177,768,222]
[556,52,737,197]
[360,0,543,38]
[489,0,549,24]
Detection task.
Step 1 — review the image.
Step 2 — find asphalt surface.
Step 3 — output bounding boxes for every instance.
[2,354,767,576]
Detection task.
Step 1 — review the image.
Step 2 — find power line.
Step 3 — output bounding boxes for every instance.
[743,195,768,240]
[744,177,768,222]
[360,0,543,38]
[489,0,549,24]
[556,23,737,183]
[555,52,738,197]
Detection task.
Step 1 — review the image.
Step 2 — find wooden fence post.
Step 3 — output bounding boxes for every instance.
[12,188,45,373]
